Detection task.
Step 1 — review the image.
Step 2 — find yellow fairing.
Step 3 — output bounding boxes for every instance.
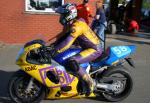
[16,44,52,86]
[16,43,96,99]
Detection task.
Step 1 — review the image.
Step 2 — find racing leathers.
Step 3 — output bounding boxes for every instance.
[55,18,103,95]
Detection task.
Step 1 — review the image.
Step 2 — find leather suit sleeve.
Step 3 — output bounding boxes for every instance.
[70,25,82,38]
[56,25,82,53]
[57,35,76,53]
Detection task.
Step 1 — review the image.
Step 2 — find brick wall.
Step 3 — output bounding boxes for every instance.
[0,0,96,44]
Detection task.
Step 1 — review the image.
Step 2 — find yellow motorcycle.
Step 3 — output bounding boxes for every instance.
[8,39,136,103]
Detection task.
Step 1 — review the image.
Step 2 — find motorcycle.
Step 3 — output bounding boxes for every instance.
[107,19,139,35]
[8,39,136,103]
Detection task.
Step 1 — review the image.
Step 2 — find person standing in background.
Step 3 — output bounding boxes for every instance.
[91,0,106,51]
[118,1,126,23]
[76,0,93,25]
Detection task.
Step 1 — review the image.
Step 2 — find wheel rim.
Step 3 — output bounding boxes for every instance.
[110,79,126,94]
[102,72,132,99]
[11,77,43,102]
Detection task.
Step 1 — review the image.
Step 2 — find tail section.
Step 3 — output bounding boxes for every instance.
[104,45,136,65]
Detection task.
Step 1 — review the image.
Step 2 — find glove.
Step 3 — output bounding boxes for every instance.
[46,45,59,58]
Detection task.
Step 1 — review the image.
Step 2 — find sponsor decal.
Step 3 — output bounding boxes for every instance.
[62,52,77,60]
[25,65,37,71]
[39,66,75,88]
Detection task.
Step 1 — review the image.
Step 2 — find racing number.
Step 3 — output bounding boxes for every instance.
[113,46,128,55]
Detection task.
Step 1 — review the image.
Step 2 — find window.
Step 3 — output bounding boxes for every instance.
[25,0,64,14]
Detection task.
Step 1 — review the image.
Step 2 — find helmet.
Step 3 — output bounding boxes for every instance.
[56,3,77,25]
[83,0,89,3]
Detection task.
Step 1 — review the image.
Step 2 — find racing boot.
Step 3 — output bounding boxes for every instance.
[83,73,93,96]
[77,68,93,96]
[66,59,93,96]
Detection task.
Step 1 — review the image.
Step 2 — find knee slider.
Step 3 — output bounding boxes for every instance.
[67,60,79,72]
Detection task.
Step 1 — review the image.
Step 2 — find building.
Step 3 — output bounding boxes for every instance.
[0,0,146,44]
[0,0,96,44]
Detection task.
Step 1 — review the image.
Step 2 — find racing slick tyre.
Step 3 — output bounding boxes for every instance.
[97,65,133,102]
[109,23,117,34]
[8,70,46,103]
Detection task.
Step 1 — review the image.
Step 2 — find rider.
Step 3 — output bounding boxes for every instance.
[55,3,103,96]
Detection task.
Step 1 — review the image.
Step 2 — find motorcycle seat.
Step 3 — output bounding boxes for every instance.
[92,52,108,62]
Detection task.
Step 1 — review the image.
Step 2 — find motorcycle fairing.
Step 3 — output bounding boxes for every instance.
[16,47,24,61]
[17,44,93,98]
[90,45,136,68]
[53,47,90,71]
[16,43,75,87]
[54,48,82,65]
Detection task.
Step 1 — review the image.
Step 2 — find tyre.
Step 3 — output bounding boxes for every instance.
[8,70,46,103]
[96,66,133,102]
[109,23,117,34]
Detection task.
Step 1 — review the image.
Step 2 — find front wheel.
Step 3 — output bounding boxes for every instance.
[8,70,46,103]
[96,66,133,102]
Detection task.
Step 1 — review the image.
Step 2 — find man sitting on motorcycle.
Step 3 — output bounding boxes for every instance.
[54,3,103,96]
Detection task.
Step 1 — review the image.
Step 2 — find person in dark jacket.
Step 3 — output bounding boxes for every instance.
[91,0,106,51]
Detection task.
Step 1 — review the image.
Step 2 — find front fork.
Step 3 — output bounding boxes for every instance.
[26,77,34,93]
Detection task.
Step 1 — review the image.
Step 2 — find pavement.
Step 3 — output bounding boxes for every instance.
[0,32,150,103]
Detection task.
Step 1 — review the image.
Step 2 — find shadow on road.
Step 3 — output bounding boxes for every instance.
[0,70,14,103]
[87,95,108,102]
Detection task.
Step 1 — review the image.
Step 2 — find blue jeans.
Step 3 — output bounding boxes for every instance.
[93,24,105,51]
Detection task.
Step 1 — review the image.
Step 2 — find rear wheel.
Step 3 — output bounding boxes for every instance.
[8,70,46,103]
[96,66,133,102]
